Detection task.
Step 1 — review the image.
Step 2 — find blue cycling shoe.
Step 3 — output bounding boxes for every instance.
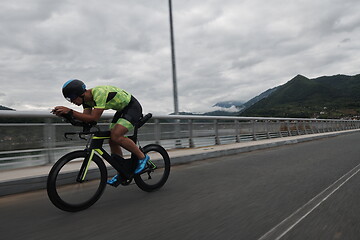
[107,174,120,186]
[134,155,150,174]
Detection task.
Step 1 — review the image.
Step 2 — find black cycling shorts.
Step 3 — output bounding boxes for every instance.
[110,96,143,130]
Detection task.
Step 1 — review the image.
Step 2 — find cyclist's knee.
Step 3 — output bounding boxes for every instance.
[111,124,128,135]
[110,124,129,146]
[110,133,126,144]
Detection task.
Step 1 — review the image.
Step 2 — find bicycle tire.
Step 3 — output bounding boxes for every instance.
[134,144,171,192]
[47,150,107,212]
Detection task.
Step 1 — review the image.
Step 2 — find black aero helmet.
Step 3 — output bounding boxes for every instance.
[62,79,86,102]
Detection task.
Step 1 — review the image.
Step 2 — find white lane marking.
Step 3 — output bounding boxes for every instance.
[258,162,360,240]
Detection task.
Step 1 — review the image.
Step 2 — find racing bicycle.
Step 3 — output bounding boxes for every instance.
[47,113,171,212]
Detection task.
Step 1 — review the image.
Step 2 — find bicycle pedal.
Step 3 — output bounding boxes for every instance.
[135,165,149,174]
[108,181,121,188]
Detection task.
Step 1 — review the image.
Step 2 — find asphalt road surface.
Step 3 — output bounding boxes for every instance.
[1,132,360,240]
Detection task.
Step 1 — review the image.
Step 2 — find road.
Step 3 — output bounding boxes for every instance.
[1,132,360,240]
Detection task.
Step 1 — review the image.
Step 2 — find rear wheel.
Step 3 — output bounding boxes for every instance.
[47,150,107,212]
[134,144,171,192]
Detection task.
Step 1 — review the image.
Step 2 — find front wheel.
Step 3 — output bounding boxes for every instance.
[134,144,171,192]
[47,150,107,212]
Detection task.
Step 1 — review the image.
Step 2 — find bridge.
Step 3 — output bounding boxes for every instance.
[1,111,360,239]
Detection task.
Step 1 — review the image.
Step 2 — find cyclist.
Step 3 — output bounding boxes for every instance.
[52,79,150,185]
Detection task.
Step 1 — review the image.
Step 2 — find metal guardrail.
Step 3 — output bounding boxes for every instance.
[1,110,360,170]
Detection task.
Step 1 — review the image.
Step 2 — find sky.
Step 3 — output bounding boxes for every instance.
[1,0,360,114]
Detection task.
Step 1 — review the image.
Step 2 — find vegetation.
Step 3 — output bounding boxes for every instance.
[241,74,360,119]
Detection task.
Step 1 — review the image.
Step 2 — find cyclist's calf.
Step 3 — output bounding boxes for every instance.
[110,125,145,160]
[109,138,123,157]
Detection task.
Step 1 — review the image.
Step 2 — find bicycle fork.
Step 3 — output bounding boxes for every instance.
[76,149,97,183]
[76,133,111,183]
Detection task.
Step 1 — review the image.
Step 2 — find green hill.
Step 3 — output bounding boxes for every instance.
[241,74,360,118]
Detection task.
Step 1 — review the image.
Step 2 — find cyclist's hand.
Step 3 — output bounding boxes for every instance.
[52,106,72,116]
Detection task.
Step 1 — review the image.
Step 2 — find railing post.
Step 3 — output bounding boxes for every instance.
[266,120,271,139]
[154,118,160,145]
[252,120,257,141]
[295,121,300,135]
[303,121,309,135]
[287,121,292,136]
[214,120,220,145]
[325,121,328,132]
[310,121,315,134]
[278,120,283,138]
[175,119,182,148]
[235,120,241,143]
[315,121,320,133]
[44,118,56,164]
[337,121,340,131]
[188,119,195,148]
[335,122,341,131]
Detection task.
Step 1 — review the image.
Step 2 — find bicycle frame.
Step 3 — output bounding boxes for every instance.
[76,131,136,183]
[68,113,153,183]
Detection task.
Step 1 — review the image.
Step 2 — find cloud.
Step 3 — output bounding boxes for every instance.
[0,0,360,114]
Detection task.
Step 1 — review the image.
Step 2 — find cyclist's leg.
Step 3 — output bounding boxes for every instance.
[110,96,144,158]
[111,124,149,174]
[110,123,145,160]
[110,96,149,174]
[109,110,126,157]
[109,138,123,157]
[108,120,138,185]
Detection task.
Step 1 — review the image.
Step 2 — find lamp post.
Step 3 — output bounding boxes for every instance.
[168,0,181,147]
[168,0,179,115]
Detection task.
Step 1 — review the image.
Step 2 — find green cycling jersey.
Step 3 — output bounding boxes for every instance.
[83,86,131,111]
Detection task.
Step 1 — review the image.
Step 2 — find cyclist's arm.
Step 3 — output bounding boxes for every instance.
[53,106,104,122]
[73,108,104,122]
[83,108,92,115]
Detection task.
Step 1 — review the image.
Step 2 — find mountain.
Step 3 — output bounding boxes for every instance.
[209,87,279,116]
[0,105,14,111]
[211,87,279,115]
[241,74,360,118]
[242,86,279,109]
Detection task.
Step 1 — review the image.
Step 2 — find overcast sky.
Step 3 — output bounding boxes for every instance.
[1,0,360,114]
